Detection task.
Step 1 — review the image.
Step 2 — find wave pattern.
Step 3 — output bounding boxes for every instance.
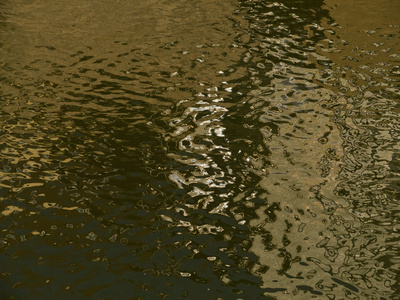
[233,0,400,298]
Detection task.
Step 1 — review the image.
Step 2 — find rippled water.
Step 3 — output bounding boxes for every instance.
[0,0,399,299]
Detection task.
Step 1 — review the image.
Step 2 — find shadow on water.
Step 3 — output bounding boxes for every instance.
[0,0,399,299]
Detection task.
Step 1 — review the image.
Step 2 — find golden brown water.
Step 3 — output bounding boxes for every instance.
[0,0,399,299]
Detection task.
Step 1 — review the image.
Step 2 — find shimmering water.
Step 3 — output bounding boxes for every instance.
[0,0,399,299]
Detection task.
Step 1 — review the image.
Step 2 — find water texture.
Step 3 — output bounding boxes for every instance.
[0,0,399,299]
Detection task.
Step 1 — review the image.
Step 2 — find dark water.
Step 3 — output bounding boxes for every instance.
[0,0,399,299]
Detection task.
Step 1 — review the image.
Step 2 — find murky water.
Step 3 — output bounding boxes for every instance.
[0,0,399,299]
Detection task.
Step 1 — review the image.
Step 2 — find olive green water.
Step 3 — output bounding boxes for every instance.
[0,0,399,299]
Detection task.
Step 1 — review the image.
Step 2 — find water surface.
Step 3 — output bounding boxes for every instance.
[0,0,399,299]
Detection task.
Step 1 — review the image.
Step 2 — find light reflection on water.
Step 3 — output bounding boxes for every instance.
[0,0,399,299]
